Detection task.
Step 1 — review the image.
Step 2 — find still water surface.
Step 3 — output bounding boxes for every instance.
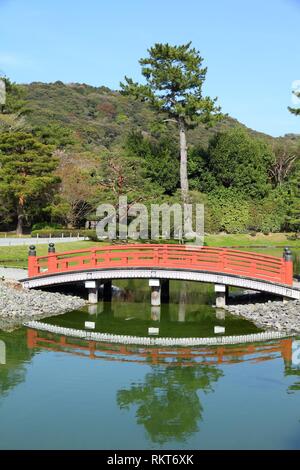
[0,247,300,449]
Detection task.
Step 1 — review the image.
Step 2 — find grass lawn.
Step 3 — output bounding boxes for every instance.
[0,233,299,268]
[205,232,300,248]
[0,241,98,268]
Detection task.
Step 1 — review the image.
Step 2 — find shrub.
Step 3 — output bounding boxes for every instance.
[31,222,63,231]
[249,193,287,233]
[207,189,250,234]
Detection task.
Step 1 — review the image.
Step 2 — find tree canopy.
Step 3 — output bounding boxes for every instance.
[121,42,221,128]
[190,127,274,199]
[0,132,59,234]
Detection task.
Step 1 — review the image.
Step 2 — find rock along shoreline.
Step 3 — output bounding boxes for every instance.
[0,279,86,331]
[227,299,300,334]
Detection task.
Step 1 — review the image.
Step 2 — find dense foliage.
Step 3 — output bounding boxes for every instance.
[0,49,299,235]
[0,131,59,234]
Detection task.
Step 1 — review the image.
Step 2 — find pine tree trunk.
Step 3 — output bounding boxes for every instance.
[179,118,189,202]
[179,118,193,238]
[16,197,24,236]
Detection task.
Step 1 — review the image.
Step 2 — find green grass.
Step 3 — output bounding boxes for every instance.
[205,232,300,248]
[0,241,99,268]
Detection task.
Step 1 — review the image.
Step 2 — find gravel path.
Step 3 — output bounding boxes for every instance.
[0,267,28,280]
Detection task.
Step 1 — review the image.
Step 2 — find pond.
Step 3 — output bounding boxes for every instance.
[1,273,300,450]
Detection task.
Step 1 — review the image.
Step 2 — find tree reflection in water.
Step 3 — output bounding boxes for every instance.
[0,330,34,398]
[117,364,223,444]
[284,339,300,394]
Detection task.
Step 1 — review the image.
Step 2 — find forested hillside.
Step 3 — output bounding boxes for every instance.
[23,81,292,150]
[0,78,299,235]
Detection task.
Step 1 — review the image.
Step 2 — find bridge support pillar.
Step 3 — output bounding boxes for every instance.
[151,306,161,321]
[149,279,161,306]
[88,304,98,315]
[85,280,100,304]
[103,280,112,302]
[161,279,170,303]
[215,284,227,308]
[216,308,226,320]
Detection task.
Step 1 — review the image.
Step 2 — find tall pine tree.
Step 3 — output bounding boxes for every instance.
[288,90,300,116]
[121,42,221,236]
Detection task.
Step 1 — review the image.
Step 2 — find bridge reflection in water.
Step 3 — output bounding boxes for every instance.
[27,328,293,367]
[0,325,297,448]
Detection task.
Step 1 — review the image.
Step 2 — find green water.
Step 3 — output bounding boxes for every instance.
[43,305,261,340]
[1,317,300,450]
[0,250,300,450]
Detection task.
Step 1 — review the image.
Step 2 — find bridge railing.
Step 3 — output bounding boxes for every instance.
[27,244,294,285]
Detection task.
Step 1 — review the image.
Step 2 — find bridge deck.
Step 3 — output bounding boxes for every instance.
[22,244,300,299]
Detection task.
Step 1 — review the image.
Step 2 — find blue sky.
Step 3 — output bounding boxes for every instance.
[0,0,299,137]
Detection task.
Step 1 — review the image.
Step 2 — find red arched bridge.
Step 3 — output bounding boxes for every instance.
[21,243,300,304]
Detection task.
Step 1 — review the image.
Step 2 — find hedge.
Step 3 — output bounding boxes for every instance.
[31,229,98,240]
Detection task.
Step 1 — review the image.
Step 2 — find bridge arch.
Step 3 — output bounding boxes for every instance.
[21,244,300,301]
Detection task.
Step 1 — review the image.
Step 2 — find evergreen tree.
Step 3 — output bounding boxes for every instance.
[288,90,300,116]
[193,127,274,199]
[0,132,59,234]
[125,130,179,194]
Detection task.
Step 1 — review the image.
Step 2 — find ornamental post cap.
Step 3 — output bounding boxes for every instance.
[283,246,292,260]
[29,245,36,256]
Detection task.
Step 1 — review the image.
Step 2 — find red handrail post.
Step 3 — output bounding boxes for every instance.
[91,247,97,268]
[28,245,38,277]
[47,255,58,273]
[283,247,293,285]
[47,243,57,273]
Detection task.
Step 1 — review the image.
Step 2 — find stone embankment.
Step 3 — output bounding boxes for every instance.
[227,299,300,334]
[0,279,86,330]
